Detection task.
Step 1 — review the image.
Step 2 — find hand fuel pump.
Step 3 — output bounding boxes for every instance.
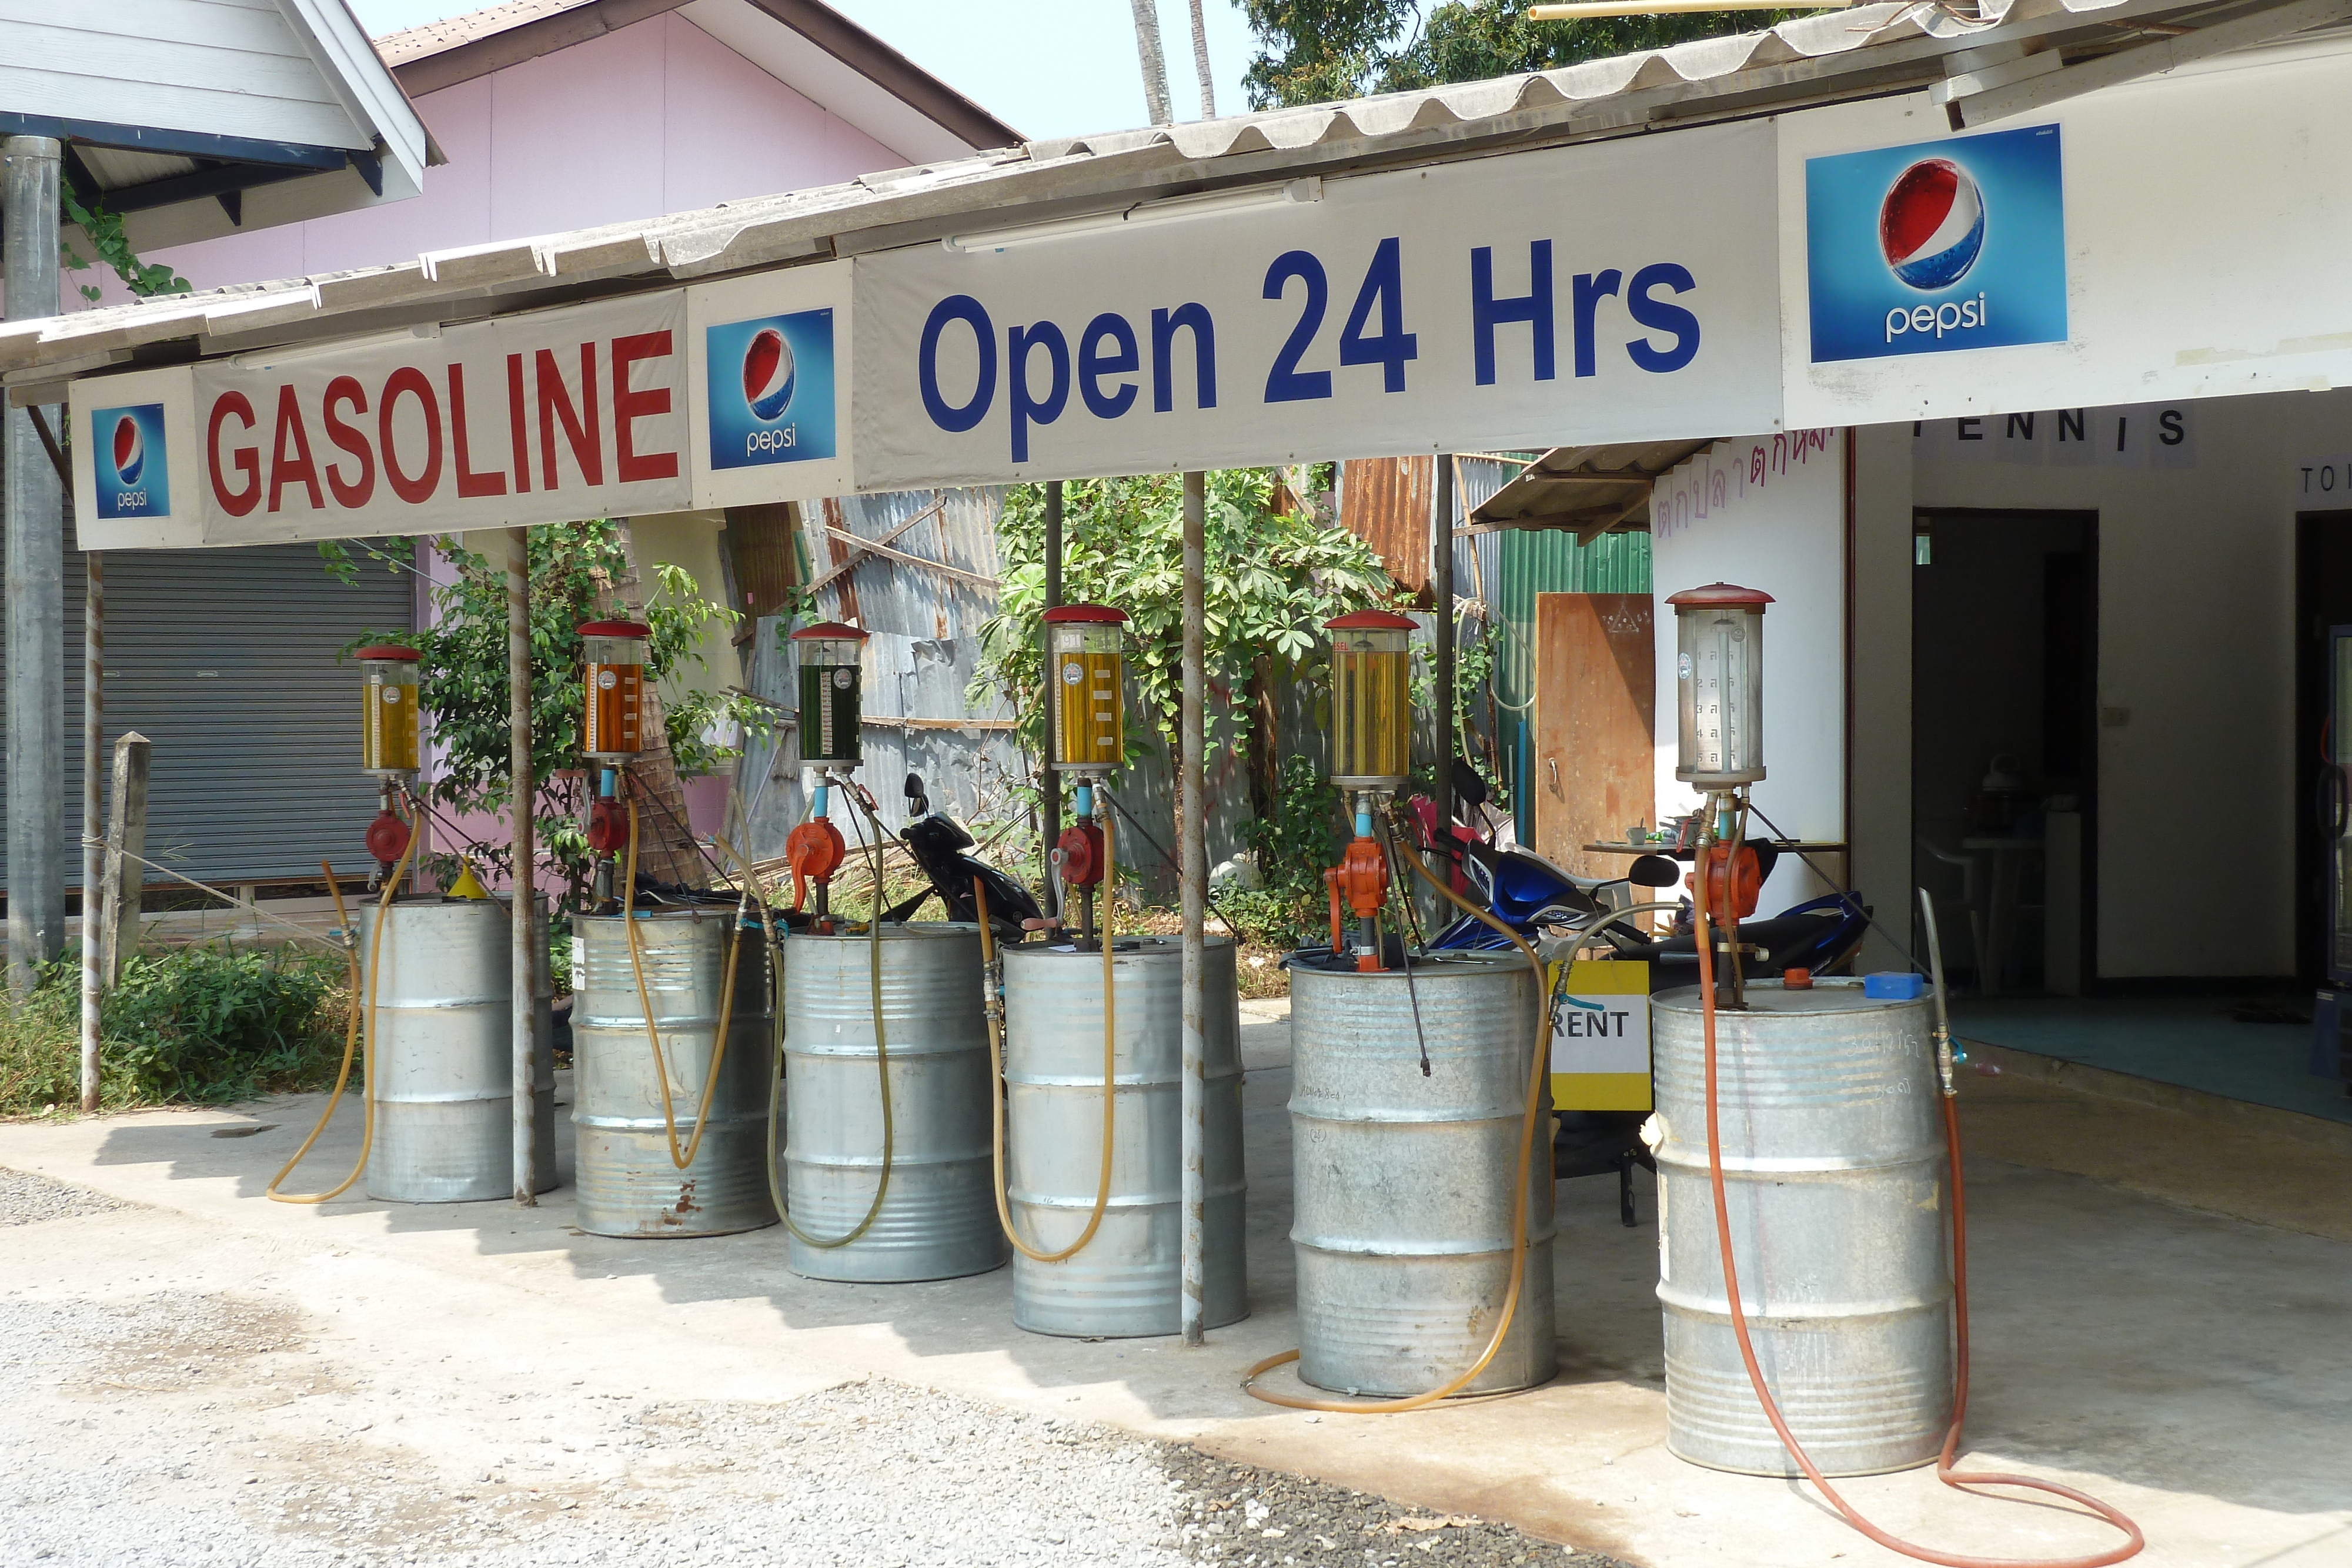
[579,618,652,908]
[784,621,867,932]
[1043,604,1128,947]
[358,644,423,882]
[1653,582,2142,1566]
[1321,610,1414,970]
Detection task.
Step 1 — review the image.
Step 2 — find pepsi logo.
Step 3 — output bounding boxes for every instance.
[741,327,796,422]
[1879,158,1985,291]
[112,414,145,487]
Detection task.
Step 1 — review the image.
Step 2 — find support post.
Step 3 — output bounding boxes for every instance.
[1041,480,1063,917]
[507,527,540,1205]
[1432,455,1457,830]
[1178,470,1207,1347]
[99,731,151,986]
[78,553,103,1110]
[4,135,64,995]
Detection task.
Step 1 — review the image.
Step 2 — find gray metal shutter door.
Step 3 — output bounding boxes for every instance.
[0,543,413,889]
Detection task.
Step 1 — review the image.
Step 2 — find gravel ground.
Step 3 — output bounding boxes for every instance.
[0,1178,1628,1568]
[0,1164,129,1228]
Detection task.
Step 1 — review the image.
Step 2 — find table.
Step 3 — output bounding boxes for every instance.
[1960,835,2043,997]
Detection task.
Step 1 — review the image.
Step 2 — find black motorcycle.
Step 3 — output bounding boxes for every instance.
[882,773,1041,939]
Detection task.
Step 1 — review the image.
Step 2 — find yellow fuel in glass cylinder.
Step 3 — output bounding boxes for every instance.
[1045,604,1130,773]
[1327,611,1414,790]
[579,620,652,761]
[358,646,422,776]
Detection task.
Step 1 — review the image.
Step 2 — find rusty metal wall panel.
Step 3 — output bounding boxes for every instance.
[1339,456,1433,594]
[720,503,802,621]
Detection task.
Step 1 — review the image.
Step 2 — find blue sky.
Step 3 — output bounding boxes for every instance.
[348,0,1279,141]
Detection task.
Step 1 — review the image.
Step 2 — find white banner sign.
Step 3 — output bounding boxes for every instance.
[850,120,1784,489]
[72,268,857,550]
[192,291,690,546]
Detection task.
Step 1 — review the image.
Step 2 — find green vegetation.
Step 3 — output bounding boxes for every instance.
[337,521,771,907]
[1238,0,1800,109]
[1,945,351,1117]
[975,470,1394,947]
[60,185,192,305]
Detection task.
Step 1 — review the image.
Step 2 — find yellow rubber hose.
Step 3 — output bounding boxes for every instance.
[978,805,1118,1265]
[1240,830,1552,1413]
[620,793,745,1172]
[268,841,411,1203]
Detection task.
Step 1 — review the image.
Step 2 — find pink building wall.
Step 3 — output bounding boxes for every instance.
[135,12,909,295]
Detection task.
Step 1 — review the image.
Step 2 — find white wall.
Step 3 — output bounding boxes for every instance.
[1853,389,2352,978]
[1651,430,1846,917]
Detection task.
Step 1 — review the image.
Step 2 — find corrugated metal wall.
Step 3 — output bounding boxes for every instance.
[0,541,414,890]
[739,487,1029,862]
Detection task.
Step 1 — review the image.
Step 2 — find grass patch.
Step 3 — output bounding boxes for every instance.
[1,944,353,1117]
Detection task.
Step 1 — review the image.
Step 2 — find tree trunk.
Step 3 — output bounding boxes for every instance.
[1185,0,1217,118]
[1129,0,1173,126]
[609,522,709,889]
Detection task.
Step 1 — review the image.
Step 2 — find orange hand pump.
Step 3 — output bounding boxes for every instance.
[785,809,847,921]
[1324,830,1389,971]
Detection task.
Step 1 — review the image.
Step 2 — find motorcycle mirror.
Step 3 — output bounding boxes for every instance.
[1451,756,1490,811]
[904,772,928,814]
[1629,854,1682,888]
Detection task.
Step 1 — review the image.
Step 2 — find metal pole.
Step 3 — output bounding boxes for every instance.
[1178,470,1207,1347]
[1432,455,1456,829]
[78,553,103,1109]
[1041,480,1063,917]
[5,135,64,995]
[507,526,539,1205]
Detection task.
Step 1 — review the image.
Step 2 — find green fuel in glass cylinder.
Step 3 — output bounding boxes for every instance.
[791,621,869,767]
[800,660,862,764]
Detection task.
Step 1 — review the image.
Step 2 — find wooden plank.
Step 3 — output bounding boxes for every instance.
[99,731,151,987]
[806,497,946,593]
[1532,594,1654,884]
[820,525,996,588]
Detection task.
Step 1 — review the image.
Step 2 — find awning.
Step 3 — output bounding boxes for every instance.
[1469,442,1720,538]
[0,0,2293,385]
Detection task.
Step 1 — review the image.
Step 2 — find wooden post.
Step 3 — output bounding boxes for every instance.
[98,731,151,988]
[507,527,540,1206]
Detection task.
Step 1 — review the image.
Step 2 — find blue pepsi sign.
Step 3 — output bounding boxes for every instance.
[705,307,836,470]
[92,402,170,519]
[1806,124,2066,363]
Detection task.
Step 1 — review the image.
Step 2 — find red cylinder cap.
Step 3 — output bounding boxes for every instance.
[790,620,869,641]
[355,644,422,661]
[1043,603,1130,624]
[577,619,652,638]
[1665,583,1773,610]
[1325,609,1418,631]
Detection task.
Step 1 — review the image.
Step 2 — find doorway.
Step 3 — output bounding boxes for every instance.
[2293,510,2352,984]
[1910,509,2098,992]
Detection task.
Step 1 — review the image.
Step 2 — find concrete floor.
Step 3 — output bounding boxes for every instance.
[4,1000,2349,1568]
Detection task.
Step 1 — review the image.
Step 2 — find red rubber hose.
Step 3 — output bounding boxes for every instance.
[1693,845,2143,1568]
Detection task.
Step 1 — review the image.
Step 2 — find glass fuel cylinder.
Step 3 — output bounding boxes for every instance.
[579,620,652,761]
[1667,583,1772,787]
[1326,610,1415,790]
[359,645,422,775]
[1044,604,1129,772]
[793,621,868,766]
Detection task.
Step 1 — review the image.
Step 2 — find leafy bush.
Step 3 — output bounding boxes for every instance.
[0,945,352,1116]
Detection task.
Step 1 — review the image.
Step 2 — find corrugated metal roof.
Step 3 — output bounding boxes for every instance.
[1338,456,1434,594]
[2,0,2258,380]
[1471,441,1717,536]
